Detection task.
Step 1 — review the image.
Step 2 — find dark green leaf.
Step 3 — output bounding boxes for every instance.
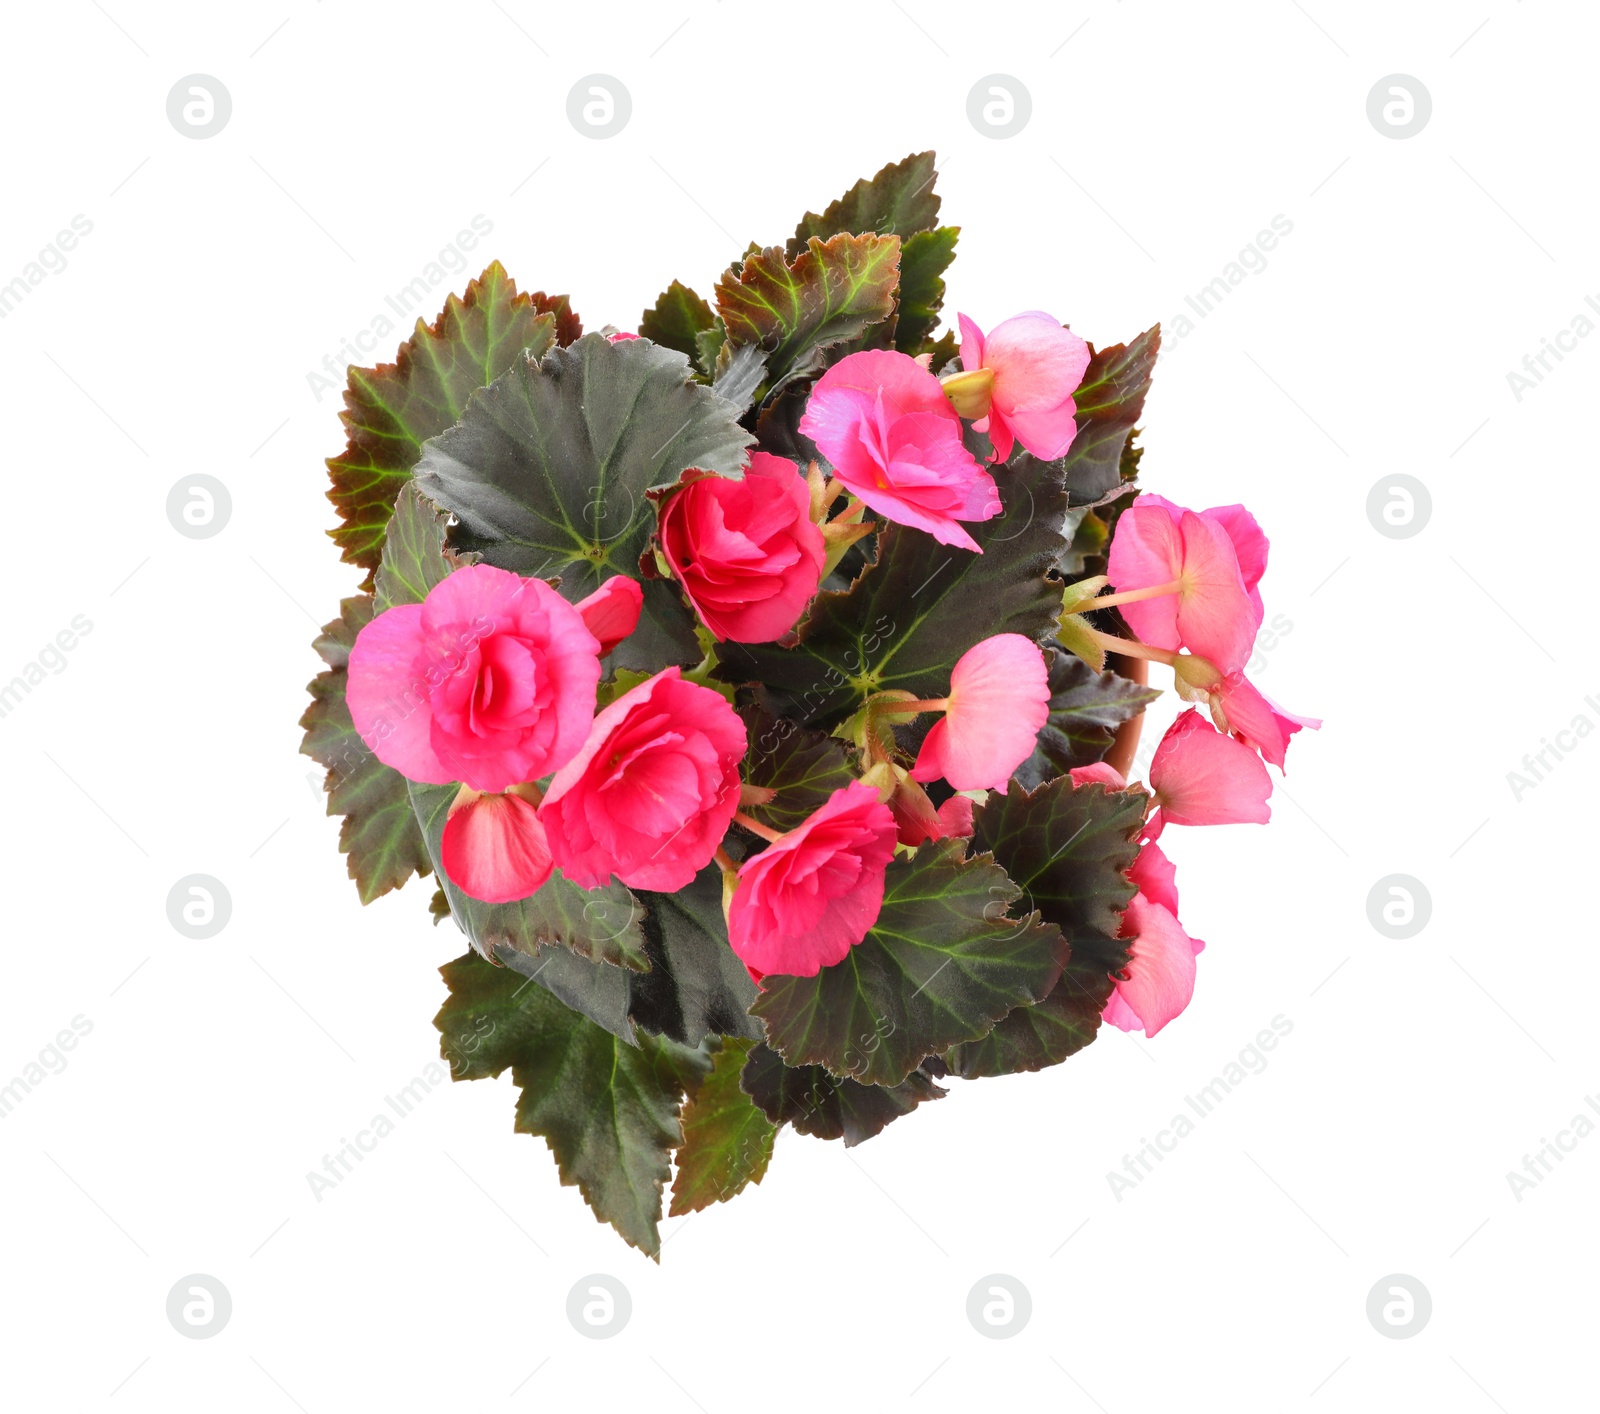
[326,262,559,574]
[945,777,1145,1077]
[433,952,709,1259]
[669,1038,774,1215]
[719,456,1070,726]
[299,597,432,903]
[945,955,1112,1078]
[715,233,901,389]
[1015,649,1161,787]
[639,280,716,359]
[894,226,959,352]
[968,776,1144,974]
[788,152,942,256]
[741,1043,945,1146]
[414,333,751,592]
[372,482,477,611]
[429,886,451,925]
[409,781,651,974]
[629,861,763,1047]
[1058,325,1161,505]
[750,839,1067,1085]
[737,702,857,831]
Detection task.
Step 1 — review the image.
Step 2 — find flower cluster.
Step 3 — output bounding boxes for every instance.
[303,152,1319,1255]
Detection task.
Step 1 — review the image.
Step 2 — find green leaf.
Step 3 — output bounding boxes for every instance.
[946,777,1145,1078]
[740,1043,945,1147]
[894,226,959,352]
[1058,325,1161,505]
[434,952,709,1259]
[326,262,560,575]
[1015,650,1161,788]
[715,233,902,389]
[409,781,651,974]
[750,839,1067,1086]
[694,318,727,377]
[299,597,432,903]
[719,455,1070,726]
[414,330,748,574]
[945,955,1113,1078]
[629,861,763,1047]
[738,702,858,831]
[968,777,1144,971]
[372,482,477,611]
[668,1038,775,1215]
[639,280,716,359]
[788,152,942,256]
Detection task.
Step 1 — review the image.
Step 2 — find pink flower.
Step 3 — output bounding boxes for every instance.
[727,781,898,977]
[441,790,552,904]
[607,331,640,342]
[538,667,745,891]
[1177,662,1320,771]
[1107,495,1263,675]
[1148,709,1272,829]
[910,634,1050,794]
[1101,887,1205,1038]
[347,564,602,794]
[574,576,643,656]
[798,349,1000,552]
[890,776,976,846]
[657,455,826,643]
[1069,761,1129,791]
[952,312,1091,463]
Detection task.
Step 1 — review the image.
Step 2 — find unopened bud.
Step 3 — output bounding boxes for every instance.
[940,365,995,420]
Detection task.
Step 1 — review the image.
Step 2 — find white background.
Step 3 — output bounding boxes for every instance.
[1,1,1594,1409]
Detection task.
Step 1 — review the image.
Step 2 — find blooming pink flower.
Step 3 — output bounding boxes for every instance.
[1107,495,1263,675]
[1187,669,1320,771]
[1148,709,1272,829]
[657,455,826,643]
[607,331,640,342]
[1128,837,1178,916]
[538,667,745,891]
[798,349,1000,552]
[347,564,602,794]
[727,781,898,977]
[1132,495,1269,613]
[574,576,642,656]
[441,790,552,903]
[953,312,1091,462]
[910,634,1050,794]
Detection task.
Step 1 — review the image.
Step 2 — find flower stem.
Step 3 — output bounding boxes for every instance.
[886,698,949,714]
[732,811,783,844]
[1082,626,1178,666]
[1076,578,1184,612]
[714,846,738,873]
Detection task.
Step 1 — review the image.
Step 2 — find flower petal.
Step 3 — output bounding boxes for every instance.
[346,603,454,784]
[1104,895,1201,1037]
[441,792,553,904]
[575,576,643,656]
[1149,709,1272,826]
